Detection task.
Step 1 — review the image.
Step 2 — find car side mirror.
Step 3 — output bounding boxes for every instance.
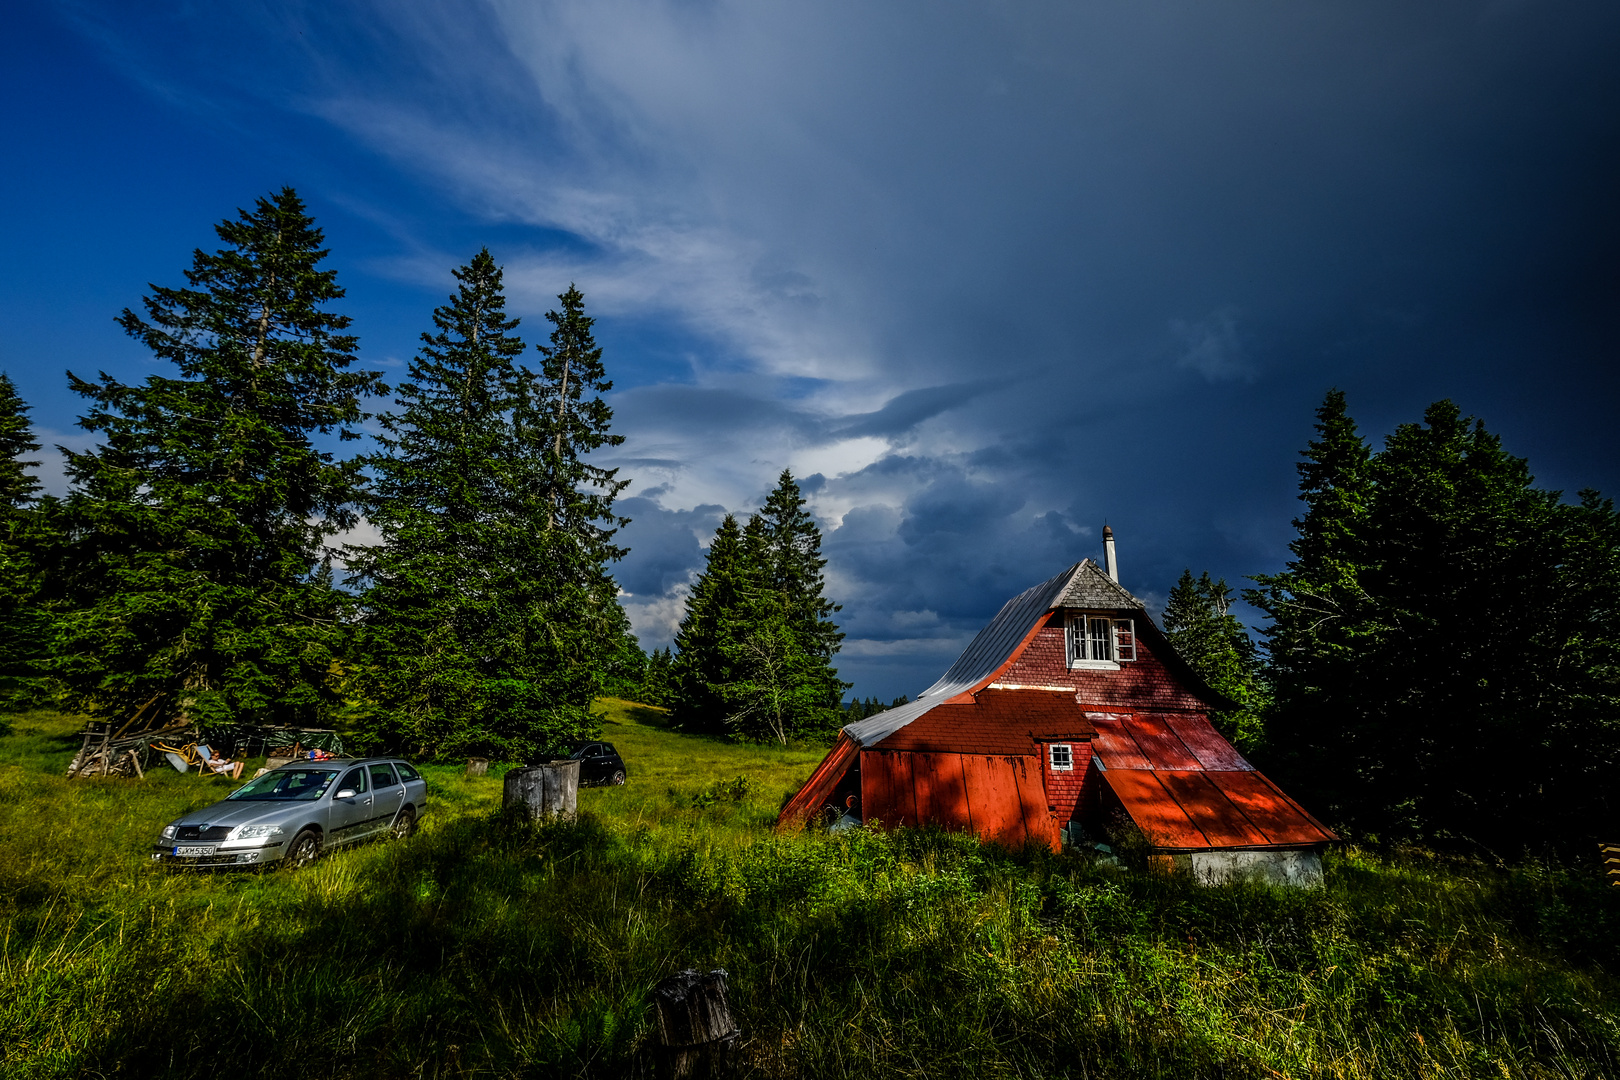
[335,788,356,800]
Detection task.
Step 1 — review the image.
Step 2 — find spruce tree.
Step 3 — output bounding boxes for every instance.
[0,375,49,710]
[350,249,530,756]
[1163,569,1266,751]
[1250,392,1620,851]
[352,260,626,761]
[53,189,382,729]
[1246,390,1378,825]
[671,473,847,742]
[671,514,749,730]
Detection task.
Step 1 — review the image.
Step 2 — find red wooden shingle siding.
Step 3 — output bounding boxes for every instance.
[1040,740,1093,823]
[996,620,1207,711]
[874,689,1095,755]
[861,750,1060,849]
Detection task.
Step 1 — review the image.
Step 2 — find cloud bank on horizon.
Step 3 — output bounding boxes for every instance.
[9,0,1619,699]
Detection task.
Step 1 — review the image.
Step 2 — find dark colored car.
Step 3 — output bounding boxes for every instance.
[569,741,627,786]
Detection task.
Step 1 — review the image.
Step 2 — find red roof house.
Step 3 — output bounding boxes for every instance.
[779,530,1335,885]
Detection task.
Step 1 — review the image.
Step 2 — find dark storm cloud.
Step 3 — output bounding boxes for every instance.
[33,0,1620,698]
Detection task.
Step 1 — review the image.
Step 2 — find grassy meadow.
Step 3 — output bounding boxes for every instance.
[3,702,1620,1079]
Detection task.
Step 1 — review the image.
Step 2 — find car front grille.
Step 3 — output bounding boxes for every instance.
[176,825,235,841]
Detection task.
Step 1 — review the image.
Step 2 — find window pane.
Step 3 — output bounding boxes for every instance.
[1088,616,1113,660]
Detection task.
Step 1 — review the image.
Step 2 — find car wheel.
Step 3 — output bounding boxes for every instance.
[284,828,321,870]
[610,770,626,786]
[391,807,417,840]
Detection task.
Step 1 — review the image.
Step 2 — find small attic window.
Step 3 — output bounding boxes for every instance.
[1066,613,1136,668]
[1049,744,1074,771]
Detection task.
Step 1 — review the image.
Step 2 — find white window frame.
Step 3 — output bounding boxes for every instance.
[1048,743,1074,771]
[1066,612,1136,669]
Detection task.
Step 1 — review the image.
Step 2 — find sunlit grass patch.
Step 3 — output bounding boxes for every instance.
[2,703,1619,1078]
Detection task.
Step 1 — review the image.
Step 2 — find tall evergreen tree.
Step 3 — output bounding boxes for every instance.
[1246,390,1379,827]
[1162,569,1266,751]
[1250,392,1620,851]
[671,472,847,742]
[754,470,845,662]
[0,375,50,710]
[0,375,41,509]
[352,259,626,761]
[52,189,382,729]
[671,514,749,730]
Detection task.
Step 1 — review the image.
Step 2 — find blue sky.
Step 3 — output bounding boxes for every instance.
[3,1,1617,701]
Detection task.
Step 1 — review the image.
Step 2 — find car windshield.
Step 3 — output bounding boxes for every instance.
[226,768,340,801]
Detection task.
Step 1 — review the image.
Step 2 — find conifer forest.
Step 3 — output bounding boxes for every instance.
[1,188,1619,850]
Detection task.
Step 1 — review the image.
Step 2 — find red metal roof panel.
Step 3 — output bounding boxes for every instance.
[1102,769,1211,848]
[776,732,859,828]
[1204,771,1337,845]
[1122,714,1202,771]
[1088,713,1152,770]
[1154,771,1272,847]
[1164,713,1253,771]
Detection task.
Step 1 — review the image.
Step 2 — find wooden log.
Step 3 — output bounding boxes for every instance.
[466,757,490,778]
[127,749,144,780]
[502,760,580,821]
[652,968,739,1079]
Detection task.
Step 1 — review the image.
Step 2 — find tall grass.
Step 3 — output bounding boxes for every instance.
[3,704,1618,1078]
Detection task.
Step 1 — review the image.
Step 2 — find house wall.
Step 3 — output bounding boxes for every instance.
[997,620,1207,712]
[860,749,1060,850]
[1039,740,1094,824]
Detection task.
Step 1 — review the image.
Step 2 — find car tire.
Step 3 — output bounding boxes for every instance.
[284,828,321,870]
[610,770,626,786]
[391,807,417,840]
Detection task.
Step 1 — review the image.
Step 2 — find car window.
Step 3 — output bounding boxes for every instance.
[339,767,368,795]
[569,743,597,760]
[394,762,421,782]
[599,743,616,756]
[226,768,339,801]
[370,763,398,788]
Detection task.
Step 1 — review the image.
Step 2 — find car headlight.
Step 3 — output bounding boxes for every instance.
[161,824,176,840]
[229,824,284,840]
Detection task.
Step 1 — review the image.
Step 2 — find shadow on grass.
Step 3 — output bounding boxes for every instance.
[17,814,1617,1080]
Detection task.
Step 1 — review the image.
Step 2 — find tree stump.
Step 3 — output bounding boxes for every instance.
[466,757,490,778]
[502,759,579,821]
[651,968,739,1079]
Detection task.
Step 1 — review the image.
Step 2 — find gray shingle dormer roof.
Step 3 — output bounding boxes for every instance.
[1053,558,1145,611]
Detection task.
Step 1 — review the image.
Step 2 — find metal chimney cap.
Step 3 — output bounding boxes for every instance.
[1102,524,1114,538]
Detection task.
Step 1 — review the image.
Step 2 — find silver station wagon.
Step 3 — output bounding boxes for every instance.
[151,757,428,869]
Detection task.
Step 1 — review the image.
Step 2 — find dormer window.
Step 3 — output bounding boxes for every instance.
[1066,613,1136,669]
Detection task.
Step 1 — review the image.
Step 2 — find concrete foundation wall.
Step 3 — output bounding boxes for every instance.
[1184,849,1324,888]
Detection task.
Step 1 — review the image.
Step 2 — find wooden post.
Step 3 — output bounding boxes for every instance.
[651,968,739,1079]
[127,749,144,780]
[502,760,580,821]
[466,757,490,778]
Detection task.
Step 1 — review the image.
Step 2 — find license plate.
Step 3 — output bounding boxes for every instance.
[173,845,215,857]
